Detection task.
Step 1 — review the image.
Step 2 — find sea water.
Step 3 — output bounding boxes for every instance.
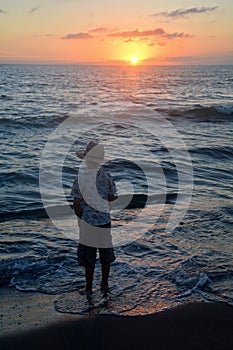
[0,64,233,315]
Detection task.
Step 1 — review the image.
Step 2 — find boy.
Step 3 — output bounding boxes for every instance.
[71,141,117,299]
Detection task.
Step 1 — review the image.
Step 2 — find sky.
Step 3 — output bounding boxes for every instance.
[0,0,232,65]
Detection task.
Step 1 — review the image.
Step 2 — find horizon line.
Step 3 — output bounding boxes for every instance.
[0,61,232,67]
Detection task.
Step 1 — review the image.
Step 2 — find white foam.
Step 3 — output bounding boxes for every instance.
[215,105,233,115]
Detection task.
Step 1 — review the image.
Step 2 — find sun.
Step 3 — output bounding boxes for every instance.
[130,56,139,65]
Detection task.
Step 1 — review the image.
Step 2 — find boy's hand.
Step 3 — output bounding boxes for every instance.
[73,198,82,218]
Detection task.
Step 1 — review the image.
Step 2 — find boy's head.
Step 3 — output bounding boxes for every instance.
[76,141,105,167]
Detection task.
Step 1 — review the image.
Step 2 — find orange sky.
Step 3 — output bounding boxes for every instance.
[0,0,232,65]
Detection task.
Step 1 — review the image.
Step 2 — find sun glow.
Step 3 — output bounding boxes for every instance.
[131,56,139,65]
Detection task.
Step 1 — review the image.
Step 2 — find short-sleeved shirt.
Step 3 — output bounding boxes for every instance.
[71,166,116,226]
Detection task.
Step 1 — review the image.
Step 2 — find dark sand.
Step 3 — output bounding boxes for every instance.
[0,299,233,350]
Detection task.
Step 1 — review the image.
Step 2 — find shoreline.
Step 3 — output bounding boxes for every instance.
[0,287,82,335]
[0,288,233,349]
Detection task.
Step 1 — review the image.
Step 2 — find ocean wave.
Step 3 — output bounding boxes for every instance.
[0,114,69,129]
[0,193,178,222]
[1,243,232,312]
[155,105,233,122]
[1,201,233,314]
[189,145,233,160]
[0,94,13,101]
[0,207,49,222]
[0,105,232,131]
[0,170,38,185]
[1,255,83,294]
[214,105,233,115]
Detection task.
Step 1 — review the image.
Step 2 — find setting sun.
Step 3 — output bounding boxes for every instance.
[131,57,139,65]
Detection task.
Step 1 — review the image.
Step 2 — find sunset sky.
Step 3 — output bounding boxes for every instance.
[0,0,232,65]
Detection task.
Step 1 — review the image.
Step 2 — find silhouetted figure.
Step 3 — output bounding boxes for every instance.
[71,141,117,299]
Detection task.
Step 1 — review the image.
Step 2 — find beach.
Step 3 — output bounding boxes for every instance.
[0,287,233,350]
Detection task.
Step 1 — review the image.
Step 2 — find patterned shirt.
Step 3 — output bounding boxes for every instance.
[71,166,116,225]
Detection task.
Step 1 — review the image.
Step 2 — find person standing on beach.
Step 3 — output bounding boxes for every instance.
[71,141,117,299]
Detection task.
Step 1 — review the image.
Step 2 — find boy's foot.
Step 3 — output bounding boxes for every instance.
[100,287,109,298]
[79,288,93,297]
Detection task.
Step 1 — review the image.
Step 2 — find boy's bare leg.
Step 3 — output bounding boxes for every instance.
[101,264,110,290]
[85,266,94,293]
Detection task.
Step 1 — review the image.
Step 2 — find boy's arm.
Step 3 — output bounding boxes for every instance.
[108,174,117,210]
[108,194,116,202]
[108,194,117,210]
[73,198,82,218]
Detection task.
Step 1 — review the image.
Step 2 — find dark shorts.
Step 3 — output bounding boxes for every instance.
[77,222,115,268]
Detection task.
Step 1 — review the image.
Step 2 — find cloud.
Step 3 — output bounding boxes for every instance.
[147,41,166,47]
[108,28,192,40]
[147,42,156,47]
[164,32,193,39]
[152,6,218,18]
[89,27,108,33]
[29,6,39,14]
[108,28,165,38]
[0,8,6,14]
[62,26,192,44]
[62,32,93,39]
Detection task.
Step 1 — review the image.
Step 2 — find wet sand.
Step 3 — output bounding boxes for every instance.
[0,288,233,350]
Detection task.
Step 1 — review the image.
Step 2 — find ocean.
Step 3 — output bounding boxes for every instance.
[0,64,233,315]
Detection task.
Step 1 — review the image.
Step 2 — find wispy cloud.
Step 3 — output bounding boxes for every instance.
[108,28,165,38]
[29,6,39,14]
[152,6,218,18]
[62,27,192,43]
[0,8,6,14]
[147,41,166,47]
[164,32,192,39]
[108,28,192,40]
[62,32,93,39]
[89,27,108,33]
[124,38,134,43]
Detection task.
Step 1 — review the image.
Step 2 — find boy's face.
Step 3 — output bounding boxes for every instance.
[85,159,98,169]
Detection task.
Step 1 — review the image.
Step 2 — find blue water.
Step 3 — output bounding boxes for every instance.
[0,64,233,315]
